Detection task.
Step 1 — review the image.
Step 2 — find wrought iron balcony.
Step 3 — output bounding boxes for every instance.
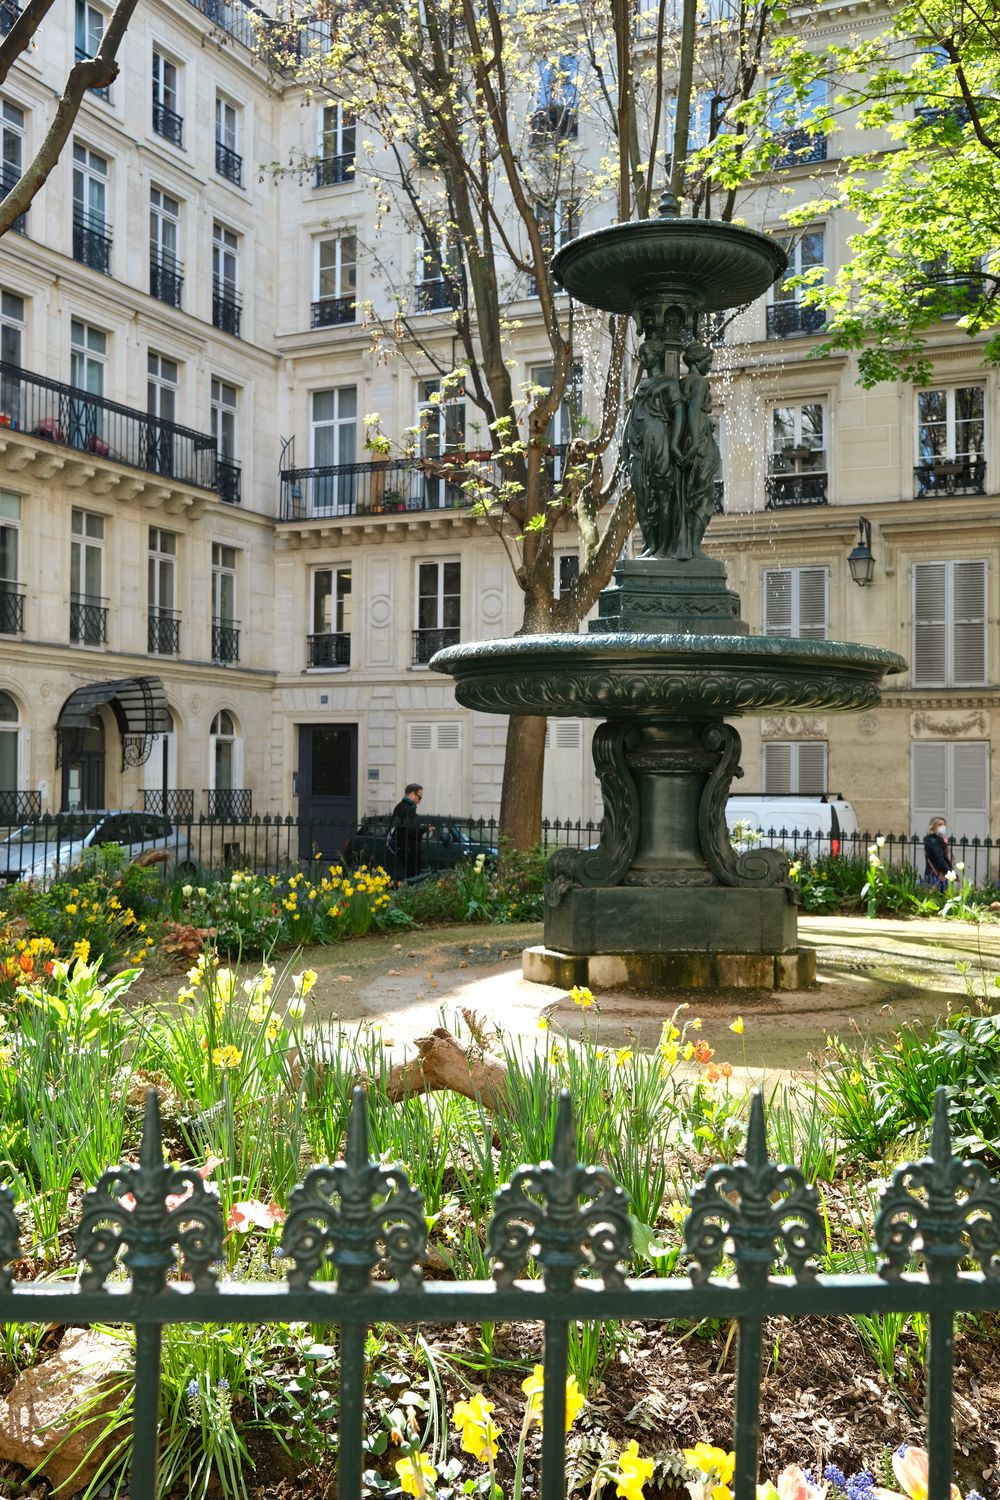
[0,0,20,35]
[413,627,459,665]
[280,450,561,522]
[0,162,26,234]
[0,583,24,635]
[766,302,826,339]
[150,254,183,308]
[314,153,355,187]
[0,789,41,823]
[212,618,240,664]
[215,141,243,186]
[73,211,112,274]
[528,103,579,145]
[311,295,356,328]
[915,103,972,129]
[307,631,351,668]
[415,279,457,313]
[216,457,242,505]
[142,787,195,818]
[148,608,181,656]
[0,360,221,494]
[213,281,242,337]
[713,480,724,515]
[774,130,827,169]
[205,786,252,819]
[765,467,829,508]
[70,594,108,647]
[153,101,184,147]
[190,0,258,49]
[75,45,110,99]
[914,456,986,499]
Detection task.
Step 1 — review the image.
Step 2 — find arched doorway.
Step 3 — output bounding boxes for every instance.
[61,717,106,810]
[57,676,170,811]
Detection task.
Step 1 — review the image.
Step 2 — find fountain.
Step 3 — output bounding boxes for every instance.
[431,193,906,992]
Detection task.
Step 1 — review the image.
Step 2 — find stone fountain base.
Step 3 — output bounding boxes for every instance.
[523,944,816,993]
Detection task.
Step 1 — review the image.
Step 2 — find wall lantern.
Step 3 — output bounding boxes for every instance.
[847,516,875,587]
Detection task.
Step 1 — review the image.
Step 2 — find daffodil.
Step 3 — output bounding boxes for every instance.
[520,1366,585,1432]
[293,967,318,996]
[612,1440,655,1500]
[729,1016,744,1035]
[394,1452,437,1498]
[684,1443,736,1500]
[569,983,594,1008]
[451,1394,500,1462]
[211,1045,242,1069]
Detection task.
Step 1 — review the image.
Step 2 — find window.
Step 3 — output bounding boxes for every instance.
[211,223,241,337]
[309,386,357,514]
[762,741,828,795]
[0,491,22,635]
[416,229,458,312]
[152,51,182,147]
[317,102,355,186]
[1,290,25,422]
[211,378,240,504]
[211,544,239,664]
[911,740,989,844]
[312,234,357,326]
[215,96,242,185]
[72,144,110,273]
[147,526,179,655]
[912,559,987,688]
[769,77,827,166]
[530,361,582,483]
[530,55,579,143]
[149,187,182,307]
[767,228,825,338]
[70,508,106,645]
[766,402,827,507]
[75,0,109,97]
[0,690,19,799]
[417,378,466,508]
[763,567,828,639]
[70,318,107,448]
[1,102,25,233]
[209,709,241,794]
[309,567,352,666]
[530,197,578,294]
[917,386,984,462]
[414,560,460,663]
[555,551,580,599]
[147,352,178,474]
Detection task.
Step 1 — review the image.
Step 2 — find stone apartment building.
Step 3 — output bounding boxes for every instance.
[0,0,996,851]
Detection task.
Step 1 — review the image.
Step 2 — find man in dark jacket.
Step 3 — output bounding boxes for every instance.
[390,783,424,881]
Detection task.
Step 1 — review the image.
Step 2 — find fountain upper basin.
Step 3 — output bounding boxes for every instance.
[430,633,906,719]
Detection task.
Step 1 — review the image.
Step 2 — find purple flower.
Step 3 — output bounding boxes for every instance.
[187,1378,200,1401]
[846,1472,876,1500]
[217,1377,230,1392]
[825,1466,847,1491]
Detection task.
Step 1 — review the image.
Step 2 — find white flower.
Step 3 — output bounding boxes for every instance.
[286,998,306,1019]
[197,886,208,898]
[955,861,965,873]
[945,870,958,883]
[181,883,193,898]
[875,836,886,848]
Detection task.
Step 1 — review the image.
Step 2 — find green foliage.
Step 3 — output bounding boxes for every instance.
[169,865,395,956]
[389,845,546,926]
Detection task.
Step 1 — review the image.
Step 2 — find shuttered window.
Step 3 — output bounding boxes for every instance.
[912,560,987,687]
[763,741,828,794]
[544,720,582,749]
[911,740,989,841]
[406,721,462,753]
[764,567,828,639]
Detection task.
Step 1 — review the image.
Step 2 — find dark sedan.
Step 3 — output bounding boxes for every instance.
[342,813,497,880]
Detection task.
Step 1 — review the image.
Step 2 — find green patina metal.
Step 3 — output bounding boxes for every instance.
[0,1085,997,1500]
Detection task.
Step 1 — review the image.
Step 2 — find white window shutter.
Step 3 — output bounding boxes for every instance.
[408,723,433,752]
[763,742,792,793]
[16,726,29,790]
[764,570,793,636]
[912,562,947,686]
[952,741,989,814]
[797,568,828,639]
[951,559,987,686]
[208,734,218,791]
[435,722,461,751]
[795,741,828,794]
[555,719,581,750]
[233,736,245,789]
[544,723,551,749]
[911,742,947,826]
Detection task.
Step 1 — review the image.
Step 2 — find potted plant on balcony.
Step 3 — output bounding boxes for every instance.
[382,488,406,512]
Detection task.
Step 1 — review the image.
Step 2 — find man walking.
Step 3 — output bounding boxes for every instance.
[390,782,424,881]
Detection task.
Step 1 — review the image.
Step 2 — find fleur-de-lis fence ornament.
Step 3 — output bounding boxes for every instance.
[280,1086,427,1291]
[0,1179,20,1289]
[487,1090,632,1291]
[876,1087,1000,1282]
[685,1092,823,1285]
[76,1090,224,1294]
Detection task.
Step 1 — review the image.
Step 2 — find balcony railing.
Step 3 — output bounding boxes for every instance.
[415,279,457,313]
[75,45,110,99]
[215,141,243,186]
[914,457,986,499]
[152,101,184,147]
[311,295,356,328]
[216,457,242,505]
[73,211,112,274]
[0,789,41,823]
[70,594,108,646]
[212,618,240,664]
[0,360,221,493]
[413,627,459,665]
[205,787,252,820]
[0,583,24,635]
[915,103,972,129]
[0,162,26,234]
[279,450,565,522]
[774,130,827,169]
[307,632,351,668]
[142,787,195,819]
[150,254,183,308]
[314,153,355,187]
[147,609,181,656]
[766,302,826,339]
[765,474,829,508]
[528,103,579,145]
[213,282,242,337]
[0,0,20,35]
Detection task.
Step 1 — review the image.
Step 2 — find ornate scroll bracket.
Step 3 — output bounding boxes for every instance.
[280,1087,427,1291]
[545,721,640,906]
[684,1092,823,1286]
[698,723,789,889]
[0,1180,20,1290]
[488,1091,632,1292]
[876,1087,1000,1282]
[76,1090,224,1295]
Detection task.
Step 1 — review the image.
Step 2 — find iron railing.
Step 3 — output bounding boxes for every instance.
[215,140,243,185]
[141,787,196,819]
[147,609,180,656]
[0,582,24,635]
[765,454,828,509]
[150,253,183,308]
[73,210,112,273]
[152,101,183,147]
[314,152,355,186]
[0,0,19,34]
[413,626,459,664]
[307,631,351,667]
[311,294,356,327]
[279,451,534,521]
[0,361,220,492]
[0,1083,993,1500]
[205,786,252,820]
[216,457,242,505]
[415,279,457,312]
[914,457,986,498]
[765,302,826,338]
[212,618,240,664]
[774,130,827,168]
[70,593,108,646]
[188,0,259,49]
[0,161,26,233]
[0,788,40,823]
[212,282,242,337]
[713,479,724,514]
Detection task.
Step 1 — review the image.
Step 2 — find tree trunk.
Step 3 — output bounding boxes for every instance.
[499,713,547,852]
[385,1028,507,1110]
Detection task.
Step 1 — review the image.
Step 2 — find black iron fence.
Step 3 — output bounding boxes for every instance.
[73,209,112,272]
[307,630,351,667]
[314,151,356,186]
[0,160,26,233]
[150,253,184,308]
[211,618,240,664]
[147,609,181,656]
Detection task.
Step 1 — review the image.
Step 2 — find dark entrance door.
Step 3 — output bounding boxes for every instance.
[297,724,357,861]
[61,721,106,810]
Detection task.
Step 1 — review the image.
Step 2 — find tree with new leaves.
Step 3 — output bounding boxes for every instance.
[277,0,789,848]
[0,0,142,238]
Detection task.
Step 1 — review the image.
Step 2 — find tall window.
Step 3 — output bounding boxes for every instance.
[917,386,984,462]
[1,290,25,422]
[555,551,580,599]
[147,352,178,474]
[149,186,182,307]
[72,143,110,273]
[212,223,241,336]
[152,51,182,146]
[0,691,19,800]
[0,491,21,636]
[911,741,990,845]
[313,234,357,326]
[70,508,106,645]
[211,378,240,504]
[762,741,828,795]
[768,228,825,337]
[75,0,109,97]
[209,709,240,793]
[766,402,827,507]
[530,361,582,483]
[416,229,458,312]
[309,567,352,666]
[211,544,239,664]
[215,96,242,185]
[418,378,465,508]
[769,77,827,165]
[69,318,107,447]
[763,567,828,639]
[414,560,460,664]
[912,559,988,688]
[309,386,356,514]
[0,102,25,233]
[317,102,355,186]
[531,198,578,293]
[531,54,579,142]
[147,526,178,655]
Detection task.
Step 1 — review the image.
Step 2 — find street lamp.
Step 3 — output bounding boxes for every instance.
[847,516,875,587]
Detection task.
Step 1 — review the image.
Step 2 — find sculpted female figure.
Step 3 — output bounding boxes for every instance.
[623,341,685,558]
[676,339,721,561]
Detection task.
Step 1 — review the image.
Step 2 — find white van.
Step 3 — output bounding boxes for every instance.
[726,794,860,856]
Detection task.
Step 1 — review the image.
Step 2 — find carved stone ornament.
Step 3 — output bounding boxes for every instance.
[910,710,988,739]
[280,1087,427,1291]
[698,723,789,889]
[546,721,640,905]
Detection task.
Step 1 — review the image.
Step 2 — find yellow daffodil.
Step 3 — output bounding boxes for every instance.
[729,1017,745,1036]
[394,1453,437,1498]
[521,1366,585,1432]
[612,1440,655,1500]
[569,984,594,1008]
[451,1394,500,1462]
[211,1045,242,1069]
[293,967,318,996]
[684,1444,736,1500]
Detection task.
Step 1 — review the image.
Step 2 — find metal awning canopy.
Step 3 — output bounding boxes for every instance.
[57,676,170,769]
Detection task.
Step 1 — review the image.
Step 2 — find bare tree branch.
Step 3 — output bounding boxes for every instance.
[0,0,56,86]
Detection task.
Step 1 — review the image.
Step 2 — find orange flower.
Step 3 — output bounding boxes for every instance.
[694,1039,714,1065]
[720,1061,733,1079]
[18,952,33,973]
[705,1065,721,1083]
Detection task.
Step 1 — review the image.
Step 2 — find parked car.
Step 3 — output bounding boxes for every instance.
[0,811,195,885]
[342,813,497,879]
[726,794,860,856]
